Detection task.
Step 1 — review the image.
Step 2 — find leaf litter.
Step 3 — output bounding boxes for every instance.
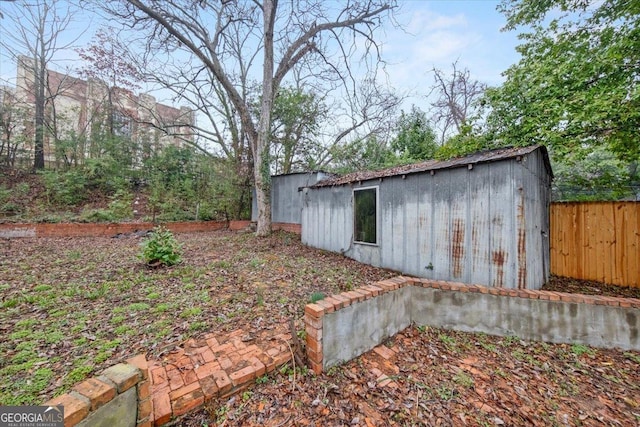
[0,230,638,426]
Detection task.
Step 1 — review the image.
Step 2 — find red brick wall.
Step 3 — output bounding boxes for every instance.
[229,220,252,231]
[0,220,299,238]
[0,221,228,238]
[272,223,301,234]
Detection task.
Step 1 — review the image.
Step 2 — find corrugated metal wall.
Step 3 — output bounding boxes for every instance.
[252,172,329,223]
[302,150,551,289]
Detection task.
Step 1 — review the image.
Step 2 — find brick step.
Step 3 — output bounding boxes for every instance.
[148,327,292,426]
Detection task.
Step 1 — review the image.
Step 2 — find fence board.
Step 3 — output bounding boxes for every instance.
[550,202,640,288]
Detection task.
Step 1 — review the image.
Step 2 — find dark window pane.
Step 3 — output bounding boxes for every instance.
[354,188,376,244]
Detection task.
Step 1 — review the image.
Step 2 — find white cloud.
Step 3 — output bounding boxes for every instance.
[405,9,468,34]
[372,1,519,113]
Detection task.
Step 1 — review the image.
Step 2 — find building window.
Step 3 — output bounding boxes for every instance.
[113,110,132,137]
[354,187,377,244]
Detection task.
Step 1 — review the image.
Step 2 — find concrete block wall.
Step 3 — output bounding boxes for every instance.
[44,354,151,427]
[304,277,640,373]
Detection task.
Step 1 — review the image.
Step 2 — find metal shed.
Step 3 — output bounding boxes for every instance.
[251,171,335,224]
[300,145,553,290]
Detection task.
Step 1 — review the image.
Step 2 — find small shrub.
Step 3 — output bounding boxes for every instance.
[1,202,22,215]
[40,169,87,206]
[107,189,133,220]
[309,292,325,303]
[139,227,182,267]
[571,343,595,357]
[80,208,116,223]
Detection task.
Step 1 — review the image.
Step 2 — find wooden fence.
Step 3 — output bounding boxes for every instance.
[550,202,639,288]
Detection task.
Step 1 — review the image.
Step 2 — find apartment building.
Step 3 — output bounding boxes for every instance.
[10,55,194,166]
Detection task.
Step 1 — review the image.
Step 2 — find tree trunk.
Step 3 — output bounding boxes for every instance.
[254,140,272,236]
[254,0,277,237]
[33,56,46,170]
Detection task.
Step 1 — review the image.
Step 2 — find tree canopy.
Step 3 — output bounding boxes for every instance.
[486,0,640,163]
[391,106,437,163]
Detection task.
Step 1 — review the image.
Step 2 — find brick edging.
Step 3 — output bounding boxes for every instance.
[304,277,640,374]
[44,354,151,427]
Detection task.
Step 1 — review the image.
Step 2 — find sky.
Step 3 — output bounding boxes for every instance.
[382,0,521,112]
[0,0,522,129]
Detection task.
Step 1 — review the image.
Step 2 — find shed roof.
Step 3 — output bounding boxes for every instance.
[312,144,552,188]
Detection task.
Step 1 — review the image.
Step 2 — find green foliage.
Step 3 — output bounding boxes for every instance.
[571,343,595,357]
[54,131,86,168]
[0,185,23,215]
[63,365,93,388]
[78,189,133,222]
[107,190,133,218]
[40,169,88,206]
[329,136,397,174]
[3,136,253,222]
[144,146,246,221]
[270,86,326,174]
[391,106,438,162]
[82,157,129,193]
[488,0,640,165]
[453,371,474,388]
[331,107,438,173]
[309,292,325,303]
[435,125,495,160]
[0,185,11,205]
[552,146,637,201]
[139,227,182,267]
[624,352,640,364]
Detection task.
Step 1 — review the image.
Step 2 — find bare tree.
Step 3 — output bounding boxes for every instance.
[0,87,26,166]
[99,0,396,236]
[428,61,487,144]
[316,77,403,169]
[76,27,143,139]
[0,0,83,169]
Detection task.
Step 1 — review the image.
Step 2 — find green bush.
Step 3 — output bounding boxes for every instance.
[0,185,10,205]
[107,190,133,220]
[1,202,23,215]
[40,169,87,206]
[79,208,116,223]
[309,292,325,303]
[139,227,182,267]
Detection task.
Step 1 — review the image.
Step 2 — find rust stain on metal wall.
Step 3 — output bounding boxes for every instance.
[451,219,465,278]
[471,222,479,269]
[517,196,527,289]
[492,250,506,287]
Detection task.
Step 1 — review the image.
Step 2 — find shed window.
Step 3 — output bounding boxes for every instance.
[354,187,377,244]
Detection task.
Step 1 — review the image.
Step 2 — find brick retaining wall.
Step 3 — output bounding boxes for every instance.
[304,277,640,374]
[0,221,228,238]
[44,355,151,427]
[0,221,302,238]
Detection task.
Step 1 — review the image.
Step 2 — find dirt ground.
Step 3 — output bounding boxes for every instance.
[1,231,639,425]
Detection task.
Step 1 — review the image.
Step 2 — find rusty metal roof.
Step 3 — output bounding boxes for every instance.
[312,145,552,188]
